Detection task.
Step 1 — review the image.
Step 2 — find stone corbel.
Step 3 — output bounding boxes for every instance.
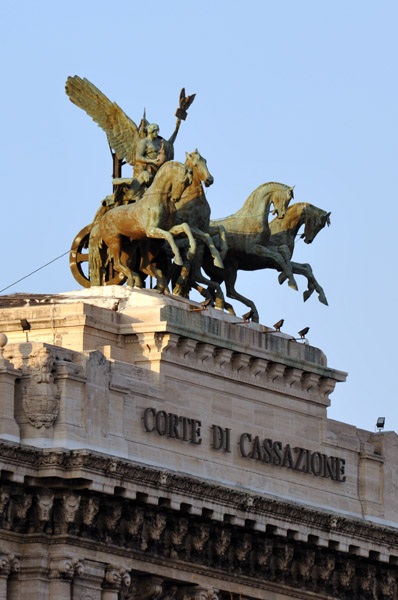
[195,343,215,364]
[249,358,268,378]
[32,490,54,532]
[318,376,336,397]
[378,569,397,599]
[136,333,159,360]
[159,334,181,357]
[179,338,198,360]
[61,493,81,527]
[213,348,233,370]
[267,362,286,384]
[232,353,251,375]
[284,367,303,388]
[301,372,321,393]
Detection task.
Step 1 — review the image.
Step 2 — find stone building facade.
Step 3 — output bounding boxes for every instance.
[0,287,397,600]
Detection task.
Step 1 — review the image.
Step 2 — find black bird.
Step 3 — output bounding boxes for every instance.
[273,319,284,332]
[200,298,212,308]
[298,326,310,339]
[20,319,31,331]
[242,309,254,321]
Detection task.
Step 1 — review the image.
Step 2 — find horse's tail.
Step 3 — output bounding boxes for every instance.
[88,224,103,286]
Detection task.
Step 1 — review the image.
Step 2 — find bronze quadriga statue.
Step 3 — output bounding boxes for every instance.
[66,76,330,321]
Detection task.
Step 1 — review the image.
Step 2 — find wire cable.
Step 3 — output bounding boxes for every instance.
[0,250,70,294]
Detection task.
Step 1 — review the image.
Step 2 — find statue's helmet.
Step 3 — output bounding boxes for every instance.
[147,123,159,135]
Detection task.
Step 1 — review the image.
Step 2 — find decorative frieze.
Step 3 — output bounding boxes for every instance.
[0,475,396,599]
[130,332,338,402]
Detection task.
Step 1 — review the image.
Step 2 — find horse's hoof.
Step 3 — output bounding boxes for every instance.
[319,295,329,306]
[289,280,298,291]
[214,258,224,269]
[303,290,312,302]
[174,257,184,266]
[278,273,287,285]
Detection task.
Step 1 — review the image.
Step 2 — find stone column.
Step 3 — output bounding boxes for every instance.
[72,561,104,600]
[49,558,84,600]
[0,555,19,600]
[10,554,47,600]
[101,566,130,600]
[0,355,21,442]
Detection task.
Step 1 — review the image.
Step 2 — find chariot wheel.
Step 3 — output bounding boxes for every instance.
[69,224,126,288]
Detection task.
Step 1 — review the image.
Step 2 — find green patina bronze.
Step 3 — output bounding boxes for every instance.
[67,76,330,321]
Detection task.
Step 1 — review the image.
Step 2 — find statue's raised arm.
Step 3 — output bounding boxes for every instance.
[65,75,140,166]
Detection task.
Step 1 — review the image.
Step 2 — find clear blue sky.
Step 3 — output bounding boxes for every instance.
[1,1,397,433]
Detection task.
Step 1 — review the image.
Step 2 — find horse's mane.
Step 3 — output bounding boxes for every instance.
[216,182,292,221]
[269,202,329,234]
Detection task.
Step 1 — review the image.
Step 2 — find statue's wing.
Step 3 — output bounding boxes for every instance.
[65,76,139,165]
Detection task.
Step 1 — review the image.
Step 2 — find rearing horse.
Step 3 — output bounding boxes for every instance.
[175,149,227,269]
[201,201,330,321]
[197,182,297,322]
[269,202,331,305]
[95,159,196,287]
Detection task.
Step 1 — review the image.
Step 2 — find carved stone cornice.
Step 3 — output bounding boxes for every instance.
[0,441,397,558]
[0,475,397,599]
[131,332,341,403]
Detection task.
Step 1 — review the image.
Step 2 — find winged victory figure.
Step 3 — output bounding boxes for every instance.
[65,76,195,189]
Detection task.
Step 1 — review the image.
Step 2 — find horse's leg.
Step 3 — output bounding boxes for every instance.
[189,227,224,269]
[252,244,298,291]
[140,258,168,294]
[169,223,197,261]
[104,235,134,286]
[207,224,228,261]
[88,226,102,286]
[122,243,143,288]
[223,267,260,323]
[172,262,191,296]
[191,260,225,309]
[147,227,184,266]
[290,261,329,305]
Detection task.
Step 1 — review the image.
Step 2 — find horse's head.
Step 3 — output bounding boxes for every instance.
[185,149,214,187]
[271,185,295,219]
[170,165,193,202]
[301,207,331,243]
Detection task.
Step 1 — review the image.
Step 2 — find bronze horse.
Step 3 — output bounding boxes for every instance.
[270,202,331,305]
[91,159,196,287]
[201,201,330,321]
